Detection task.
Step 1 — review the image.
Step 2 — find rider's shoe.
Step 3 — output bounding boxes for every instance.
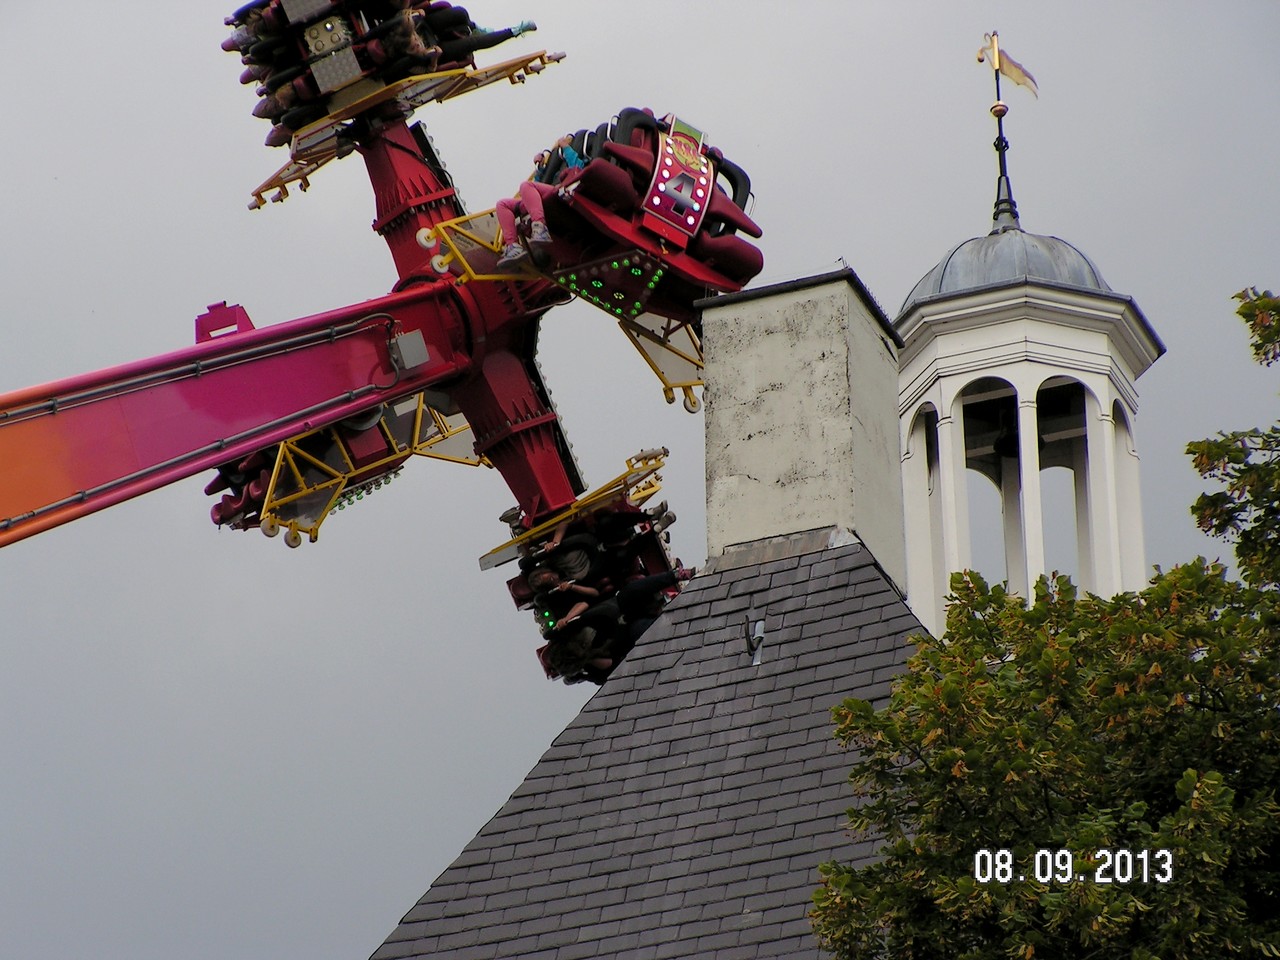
[528,221,552,246]
[496,243,529,270]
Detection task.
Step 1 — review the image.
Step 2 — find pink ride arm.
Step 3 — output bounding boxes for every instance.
[0,283,469,548]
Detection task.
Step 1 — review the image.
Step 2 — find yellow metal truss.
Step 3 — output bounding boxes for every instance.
[259,394,489,546]
[249,50,565,208]
[617,313,704,413]
[417,209,542,283]
[424,213,706,409]
[478,447,668,570]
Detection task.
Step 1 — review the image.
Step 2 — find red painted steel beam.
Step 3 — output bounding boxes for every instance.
[0,282,469,547]
[356,118,582,524]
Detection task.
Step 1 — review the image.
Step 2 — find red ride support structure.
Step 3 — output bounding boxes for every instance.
[359,116,580,524]
[363,121,466,277]
[0,118,579,548]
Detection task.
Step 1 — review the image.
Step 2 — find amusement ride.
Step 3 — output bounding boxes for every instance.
[0,0,763,683]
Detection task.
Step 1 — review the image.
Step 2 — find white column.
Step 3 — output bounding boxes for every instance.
[935,398,972,577]
[902,410,938,631]
[1072,438,1095,592]
[1016,397,1045,595]
[1000,451,1028,597]
[1084,399,1121,596]
[1112,405,1148,591]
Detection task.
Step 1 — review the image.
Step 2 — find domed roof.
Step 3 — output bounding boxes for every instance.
[898,177,1111,318]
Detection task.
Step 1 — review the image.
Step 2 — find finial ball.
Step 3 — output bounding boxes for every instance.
[990,100,1009,119]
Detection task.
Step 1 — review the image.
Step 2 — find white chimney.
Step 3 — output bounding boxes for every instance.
[700,269,906,591]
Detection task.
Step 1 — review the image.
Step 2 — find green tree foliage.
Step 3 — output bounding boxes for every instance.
[1187,288,1280,588]
[813,292,1280,959]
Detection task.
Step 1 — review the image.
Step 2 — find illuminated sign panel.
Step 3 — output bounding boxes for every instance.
[641,117,714,248]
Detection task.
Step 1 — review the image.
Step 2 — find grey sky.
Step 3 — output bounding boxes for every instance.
[2,2,1277,958]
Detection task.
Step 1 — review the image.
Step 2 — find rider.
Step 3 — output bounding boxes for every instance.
[527,566,601,632]
[495,133,585,270]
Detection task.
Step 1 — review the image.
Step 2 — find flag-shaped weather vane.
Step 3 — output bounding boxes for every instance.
[976,31,1037,232]
[978,31,1039,99]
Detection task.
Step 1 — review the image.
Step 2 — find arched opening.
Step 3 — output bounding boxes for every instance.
[1040,466,1079,580]
[902,403,945,630]
[966,471,1006,587]
[959,377,1019,590]
[946,375,1095,594]
[1037,377,1089,586]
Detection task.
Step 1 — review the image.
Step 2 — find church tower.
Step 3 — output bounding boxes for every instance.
[896,69,1165,636]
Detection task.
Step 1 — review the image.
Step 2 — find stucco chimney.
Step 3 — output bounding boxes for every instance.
[700,269,906,590]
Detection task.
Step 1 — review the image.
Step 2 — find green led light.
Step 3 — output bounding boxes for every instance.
[631,267,643,276]
[611,261,620,270]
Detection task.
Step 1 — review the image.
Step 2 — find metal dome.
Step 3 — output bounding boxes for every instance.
[898,174,1111,318]
[899,227,1111,316]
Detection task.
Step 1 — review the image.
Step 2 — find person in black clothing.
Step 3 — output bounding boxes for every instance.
[522,522,605,581]
[615,567,695,638]
[527,566,602,633]
[541,617,619,685]
[415,5,536,67]
[535,565,696,683]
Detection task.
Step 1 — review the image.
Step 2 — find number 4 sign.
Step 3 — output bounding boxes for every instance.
[641,117,714,249]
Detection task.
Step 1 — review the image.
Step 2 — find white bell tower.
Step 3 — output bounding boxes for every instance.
[895,94,1165,636]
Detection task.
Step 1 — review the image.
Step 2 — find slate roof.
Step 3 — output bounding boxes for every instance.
[371,527,925,960]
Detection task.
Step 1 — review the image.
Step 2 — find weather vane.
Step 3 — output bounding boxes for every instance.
[977,31,1038,232]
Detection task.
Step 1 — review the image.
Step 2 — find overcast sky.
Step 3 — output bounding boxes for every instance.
[2,2,1278,958]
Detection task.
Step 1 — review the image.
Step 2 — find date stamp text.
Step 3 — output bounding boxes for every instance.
[972,848,1174,885]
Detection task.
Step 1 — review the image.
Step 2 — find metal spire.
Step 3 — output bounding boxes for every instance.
[982,31,1027,235]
